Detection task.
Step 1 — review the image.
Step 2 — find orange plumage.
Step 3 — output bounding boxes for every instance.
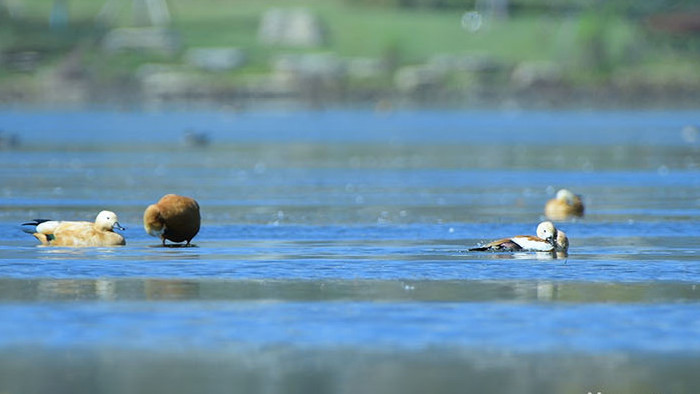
[544,189,584,220]
[23,210,125,247]
[144,194,201,246]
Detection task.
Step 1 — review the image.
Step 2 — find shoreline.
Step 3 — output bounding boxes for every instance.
[2,82,700,112]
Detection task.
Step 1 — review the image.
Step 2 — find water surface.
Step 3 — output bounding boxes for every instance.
[1,109,699,393]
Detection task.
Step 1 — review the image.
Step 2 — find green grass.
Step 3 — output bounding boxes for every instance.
[165,1,649,73]
[169,1,576,64]
[2,0,700,90]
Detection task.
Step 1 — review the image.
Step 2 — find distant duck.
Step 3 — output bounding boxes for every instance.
[0,130,20,149]
[144,194,200,246]
[544,189,584,220]
[182,130,210,148]
[469,221,558,252]
[22,210,126,247]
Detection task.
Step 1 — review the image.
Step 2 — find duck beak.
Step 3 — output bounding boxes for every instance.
[114,222,126,231]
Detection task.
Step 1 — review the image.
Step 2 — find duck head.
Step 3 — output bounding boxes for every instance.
[95,210,125,231]
[536,220,557,246]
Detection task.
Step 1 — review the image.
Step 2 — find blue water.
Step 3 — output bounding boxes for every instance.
[1,109,699,393]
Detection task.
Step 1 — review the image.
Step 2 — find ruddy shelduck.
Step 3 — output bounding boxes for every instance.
[22,210,126,247]
[144,194,200,246]
[544,189,584,220]
[469,221,559,252]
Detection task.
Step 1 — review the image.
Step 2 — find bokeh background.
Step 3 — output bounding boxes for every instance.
[1,0,699,109]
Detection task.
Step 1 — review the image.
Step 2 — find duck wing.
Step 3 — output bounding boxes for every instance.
[511,235,554,251]
[21,219,60,234]
[469,238,523,252]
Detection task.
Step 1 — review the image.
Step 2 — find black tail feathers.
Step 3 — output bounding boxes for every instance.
[21,219,52,233]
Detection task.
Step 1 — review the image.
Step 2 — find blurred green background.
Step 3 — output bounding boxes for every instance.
[1,0,699,108]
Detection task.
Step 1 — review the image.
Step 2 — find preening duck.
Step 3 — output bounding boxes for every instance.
[144,194,200,246]
[469,221,558,252]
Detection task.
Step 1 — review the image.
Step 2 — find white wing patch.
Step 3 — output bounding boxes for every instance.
[512,236,553,251]
[36,221,61,234]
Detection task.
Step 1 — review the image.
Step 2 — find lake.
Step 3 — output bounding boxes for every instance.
[0,109,699,393]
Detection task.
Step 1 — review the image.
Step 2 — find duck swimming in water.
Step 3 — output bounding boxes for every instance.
[22,210,126,247]
[544,189,584,220]
[469,221,559,252]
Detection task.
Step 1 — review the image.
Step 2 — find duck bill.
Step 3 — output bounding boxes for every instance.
[114,222,126,231]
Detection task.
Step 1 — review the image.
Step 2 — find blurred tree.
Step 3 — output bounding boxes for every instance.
[97,0,171,27]
[0,0,19,20]
[342,0,700,14]
[576,10,612,76]
[50,0,69,30]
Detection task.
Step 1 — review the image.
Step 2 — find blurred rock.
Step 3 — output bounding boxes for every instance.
[136,63,179,79]
[0,51,41,72]
[273,53,345,80]
[394,65,444,93]
[346,58,388,79]
[40,46,90,104]
[511,61,563,89]
[137,64,208,101]
[428,54,503,74]
[265,53,348,105]
[185,47,246,72]
[258,8,326,47]
[103,27,180,55]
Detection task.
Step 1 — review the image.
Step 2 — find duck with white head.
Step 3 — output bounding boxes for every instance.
[22,210,126,247]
